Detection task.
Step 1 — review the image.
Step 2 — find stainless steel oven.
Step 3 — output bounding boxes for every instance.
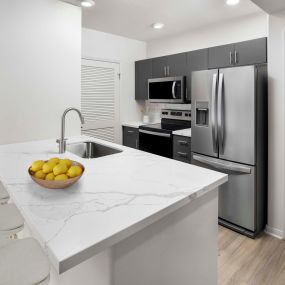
[148,76,186,103]
[139,109,191,159]
[139,129,173,158]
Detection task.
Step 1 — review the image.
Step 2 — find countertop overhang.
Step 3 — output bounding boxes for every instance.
[0,136,227,273]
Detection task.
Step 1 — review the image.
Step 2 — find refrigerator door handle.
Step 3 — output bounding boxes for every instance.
[192,154,251,174]
[217,73,225,154]
[211,73,218,153]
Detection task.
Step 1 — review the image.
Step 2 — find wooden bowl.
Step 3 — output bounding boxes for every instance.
[28,161,85,189]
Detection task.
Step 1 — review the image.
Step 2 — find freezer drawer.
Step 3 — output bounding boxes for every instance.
[192,154,255,232]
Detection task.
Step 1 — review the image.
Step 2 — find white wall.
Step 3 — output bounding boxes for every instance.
[266,10,285,239]
[0,0,81,145]
[82,28,147,134]
[147,13,268,57]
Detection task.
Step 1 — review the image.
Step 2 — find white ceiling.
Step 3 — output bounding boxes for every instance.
[82,0,263,42]
[251,0,285,13]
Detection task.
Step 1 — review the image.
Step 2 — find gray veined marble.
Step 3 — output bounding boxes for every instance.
[0,135,227,273]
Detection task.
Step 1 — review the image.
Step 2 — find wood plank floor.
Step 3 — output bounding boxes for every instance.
[218,226,285,285]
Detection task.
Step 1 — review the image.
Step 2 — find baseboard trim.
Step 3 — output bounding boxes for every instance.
[265,225,284,240]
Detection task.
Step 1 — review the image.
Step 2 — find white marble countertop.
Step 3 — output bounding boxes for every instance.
[0,136,227,274]
[173,128,192,137]
[122,120,160,128]
[122,121,146,128]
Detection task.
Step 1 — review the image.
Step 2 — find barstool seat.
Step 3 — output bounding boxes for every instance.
[0,181,9,204]
[0,204,24,237]
[0,238,50,285]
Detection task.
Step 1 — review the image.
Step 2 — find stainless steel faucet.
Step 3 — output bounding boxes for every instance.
[57,107,85,153]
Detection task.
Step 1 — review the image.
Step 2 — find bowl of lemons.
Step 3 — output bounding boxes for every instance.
[29,158,84,189]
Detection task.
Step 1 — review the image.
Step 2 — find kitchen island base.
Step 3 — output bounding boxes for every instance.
[47,188,218,285]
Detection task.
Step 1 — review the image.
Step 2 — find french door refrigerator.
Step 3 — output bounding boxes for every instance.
[191,65,267,238]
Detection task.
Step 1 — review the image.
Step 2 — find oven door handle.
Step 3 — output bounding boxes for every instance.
[139,129,171,138]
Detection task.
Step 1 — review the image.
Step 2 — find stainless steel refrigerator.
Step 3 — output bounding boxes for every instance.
[191,65,267,238]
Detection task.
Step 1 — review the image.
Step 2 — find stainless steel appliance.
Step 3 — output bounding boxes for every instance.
[191,65,267,238]
[139,109,191,158]
[148,76,186,103]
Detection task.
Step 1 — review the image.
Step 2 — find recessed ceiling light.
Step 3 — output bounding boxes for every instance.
[81,0,95,8]
[226,0,240,6]
[151,23,165,30]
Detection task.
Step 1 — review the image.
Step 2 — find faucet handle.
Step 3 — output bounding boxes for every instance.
[56,138,67,154]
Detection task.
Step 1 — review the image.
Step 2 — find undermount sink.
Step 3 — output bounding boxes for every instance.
[67,141,122,159]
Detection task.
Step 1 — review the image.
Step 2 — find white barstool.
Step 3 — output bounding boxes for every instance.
[0,203,24,241]
[0,237,50,285]
[0,181,9,204]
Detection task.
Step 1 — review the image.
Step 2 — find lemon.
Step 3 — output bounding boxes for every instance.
[60,159,72,168]
[31,160,45,172]
[53,163,68,176]
[54,174,68,181]
[45,173,55,181]
[34,170,46,180]
[67,165,83,178]
[48,157,60,165]
[42,161,57,174]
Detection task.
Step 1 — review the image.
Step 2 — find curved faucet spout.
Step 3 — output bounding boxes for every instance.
[57,107,85,154]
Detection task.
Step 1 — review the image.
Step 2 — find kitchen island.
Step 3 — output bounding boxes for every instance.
[0,136,227,285]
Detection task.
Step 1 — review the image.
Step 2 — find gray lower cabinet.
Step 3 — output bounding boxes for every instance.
[123,127,139,149]
[173,135,191,163]
[135,59,152,100]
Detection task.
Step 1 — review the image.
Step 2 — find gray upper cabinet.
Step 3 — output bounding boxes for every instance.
[152,53,187,78]
[234,38,267,66]
[152,56,168,78]
[208,44,235,69]
[135,59,152,100]
[135,37,267,101]
[186,49,208,102]
[167,53,187,77]
[208,38,267,69]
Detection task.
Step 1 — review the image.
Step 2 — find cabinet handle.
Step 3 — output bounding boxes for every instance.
[164,66,167,77]
[234,51,238,64]
[167,66,170,76]
[127,130,134,134]
[178,140,188,146]
[136,139,138,149]
[177,152,188,158]
[229,52,233,65]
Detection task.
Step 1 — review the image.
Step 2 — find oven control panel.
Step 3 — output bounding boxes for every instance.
[161,109,191,121]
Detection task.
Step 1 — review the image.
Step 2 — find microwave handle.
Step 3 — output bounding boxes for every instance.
[172,81,177,99]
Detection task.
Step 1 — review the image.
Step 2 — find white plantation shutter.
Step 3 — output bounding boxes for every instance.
[81,59,120,142]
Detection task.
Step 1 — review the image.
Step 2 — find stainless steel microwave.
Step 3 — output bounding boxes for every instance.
[148,76,186,103]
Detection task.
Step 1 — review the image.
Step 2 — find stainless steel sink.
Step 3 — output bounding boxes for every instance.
[67,141,122,159]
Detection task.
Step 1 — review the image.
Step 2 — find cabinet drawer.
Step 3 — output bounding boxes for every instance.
[173,135,191,163]
[123,127,139,149]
